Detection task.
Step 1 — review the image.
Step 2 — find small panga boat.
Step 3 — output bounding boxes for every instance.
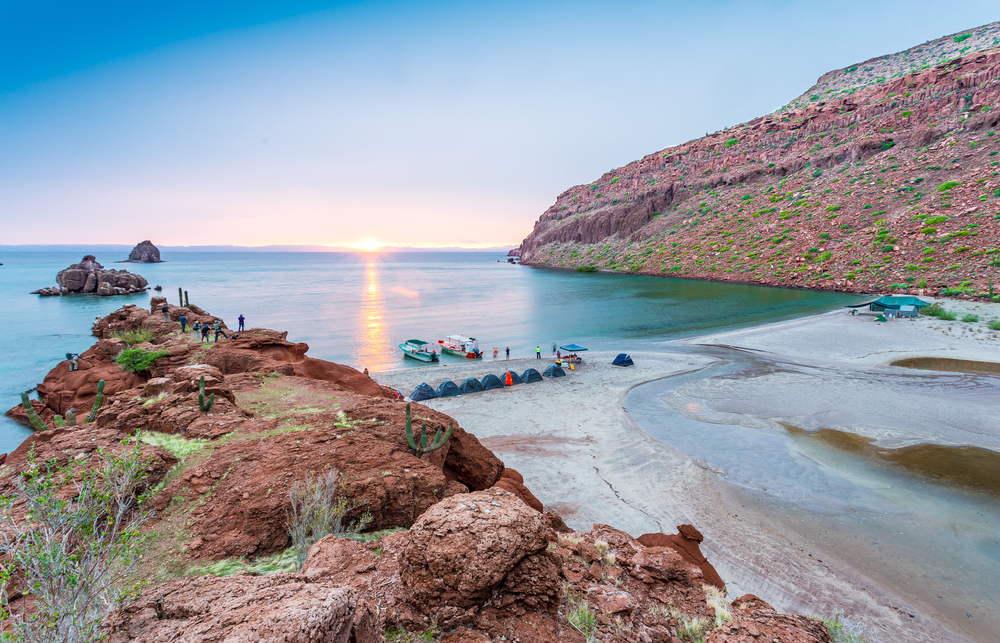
[437,335,482,359]
[399,339,439,362]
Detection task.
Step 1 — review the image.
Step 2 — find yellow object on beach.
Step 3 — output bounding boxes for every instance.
[570,363,574,370]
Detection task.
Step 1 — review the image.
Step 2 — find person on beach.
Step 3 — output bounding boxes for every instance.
[213,320,228,342]
[493,348,498,360]
[557,350,561,360]
[179,314,187,332]
[505,347,510,360]
[238,314,245,331]
[65,353,79,372]
[161,302,169,323]
[536,346,541,359]
[200,324,210,343]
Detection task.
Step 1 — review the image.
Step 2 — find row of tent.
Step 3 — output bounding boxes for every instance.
[410,364,566,401]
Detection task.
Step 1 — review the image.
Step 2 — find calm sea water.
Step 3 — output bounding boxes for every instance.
[0,248,858,453]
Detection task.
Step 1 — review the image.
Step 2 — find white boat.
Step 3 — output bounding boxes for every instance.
[399,339,439,362]
[437,335,482,358]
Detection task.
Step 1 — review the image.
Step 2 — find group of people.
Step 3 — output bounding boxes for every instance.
[491,347,512,360]
[489,346,549,360]
[163,303,246,343]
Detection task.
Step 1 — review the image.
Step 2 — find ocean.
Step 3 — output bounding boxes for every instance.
[0,248,858,453]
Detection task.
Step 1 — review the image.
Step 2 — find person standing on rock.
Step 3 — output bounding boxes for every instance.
[179,314,187,333]
[161,302,169,323]
[213,320,228,342]
[238,314,245,332]
[200,323,210,343]
[192,320,200,337]
[65,353,79,372]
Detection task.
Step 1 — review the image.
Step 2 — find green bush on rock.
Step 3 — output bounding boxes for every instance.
[114,347,170,373]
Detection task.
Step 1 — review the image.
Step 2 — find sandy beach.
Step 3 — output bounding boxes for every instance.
[375,299,1000,643]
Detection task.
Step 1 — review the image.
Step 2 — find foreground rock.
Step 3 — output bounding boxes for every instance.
[121,240,162,263]
[31,255,148,296]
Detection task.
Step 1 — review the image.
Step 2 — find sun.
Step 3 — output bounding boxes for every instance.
[355,239,385,252]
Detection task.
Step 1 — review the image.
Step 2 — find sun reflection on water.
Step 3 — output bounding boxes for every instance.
[356,261,392,371]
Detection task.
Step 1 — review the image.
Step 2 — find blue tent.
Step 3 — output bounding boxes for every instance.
[458,377,484,394]
[846,295,930,311]
[410,382,437,401]
[543,364,566,378]
[481,373,504,390]
[559,343,588,352]
[520,368,543,383]
[502,371,523,385]
[436,380,461,397]
[612,353,634,367]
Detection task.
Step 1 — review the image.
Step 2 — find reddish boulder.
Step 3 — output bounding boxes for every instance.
[638,524,726,590]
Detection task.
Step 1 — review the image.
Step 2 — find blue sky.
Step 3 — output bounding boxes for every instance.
[2,1,997,247]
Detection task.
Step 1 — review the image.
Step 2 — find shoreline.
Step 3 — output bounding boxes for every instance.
[374,300,1000,643]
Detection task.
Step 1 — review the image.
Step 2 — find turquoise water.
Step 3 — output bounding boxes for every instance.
[0,249,859,453]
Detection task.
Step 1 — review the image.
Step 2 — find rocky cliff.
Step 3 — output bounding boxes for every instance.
[1,302,833,642]
[122,240,163,263]
[518,23,1000,299]
[31,254,148,296]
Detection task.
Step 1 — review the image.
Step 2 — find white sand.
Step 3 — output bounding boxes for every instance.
[375,302,999,643]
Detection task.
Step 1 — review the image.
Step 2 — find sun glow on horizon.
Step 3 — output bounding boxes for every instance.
[350,239,386,252]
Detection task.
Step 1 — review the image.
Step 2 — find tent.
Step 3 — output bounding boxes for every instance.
[612,353,634,367]
[436,380,461,397]
[899,305,918,318]
[410,383,437,401]
[520,368,543,383]
[543,364,566,378]
[458,377,484,394]
[559,343,588,353]
[503,371,523,385]
[846,295,930,312]
[481,373,504,390]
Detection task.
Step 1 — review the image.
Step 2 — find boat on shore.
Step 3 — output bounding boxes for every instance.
[437,335,482,359]
[399,339,439,363]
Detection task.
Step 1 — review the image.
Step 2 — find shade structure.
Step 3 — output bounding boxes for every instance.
[543,364,566,378]
[846,295,930,311]
[458,377,484,394]
[481,373,504,390]
[520,368,543,383]
[612,353,634,367]
[436,380,461,397]
[410,382,437,401]
[559,343,588,352]
[503,371,522,385]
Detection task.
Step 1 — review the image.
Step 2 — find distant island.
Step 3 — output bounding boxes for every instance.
[120,240,162,263]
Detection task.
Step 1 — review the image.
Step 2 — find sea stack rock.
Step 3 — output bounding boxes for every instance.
[31,255,148,297]
[122,240,163,263]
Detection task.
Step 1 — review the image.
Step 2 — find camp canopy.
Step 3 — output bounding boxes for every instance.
[846,296,930,311]
[436,381,461,398]
[520,368,543,383]
[543,364,566,378]
[481,374,504,390]
[458,377,484,394]
[410,383,437,401]
[502,371,523,385]
[559,343,588,352]
[612,353,634,367]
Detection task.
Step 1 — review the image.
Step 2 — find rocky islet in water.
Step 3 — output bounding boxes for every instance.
[31,254,148,297]
[120,239,163,263]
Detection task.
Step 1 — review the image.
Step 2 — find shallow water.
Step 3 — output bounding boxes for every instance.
[625,348,1000,642]
[0,248,857,453]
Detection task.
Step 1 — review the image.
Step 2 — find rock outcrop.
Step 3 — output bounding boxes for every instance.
[121,240,162,263]
[31,255,148,296]
[518,28,1000,299]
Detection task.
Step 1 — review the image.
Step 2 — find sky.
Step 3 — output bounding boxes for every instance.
[2,1,997,249]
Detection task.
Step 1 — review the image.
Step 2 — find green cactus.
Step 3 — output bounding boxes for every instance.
[179,287,183,307]
[85,380,105,424]
[185,290,190,307]
[53,415,64,427]
[404,403,452,456]
[20,392,49,432]
[65,408,77,426]
[198,375,215,413]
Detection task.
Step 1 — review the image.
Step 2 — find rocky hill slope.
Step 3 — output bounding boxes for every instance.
[1,301,836,642]
[518,23,1000,299]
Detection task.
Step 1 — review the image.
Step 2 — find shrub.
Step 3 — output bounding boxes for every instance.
[926,216,948,224]
[920,227,938,234]
[109,327,155,346]
[937,181,961,192]
[822,612,875,642]
[954,34,972,43]
[576,266,597,272]
[0,443,153,642]
[988,320,1000,331]
[114,347,171,373]
[288,469,372,570]
[565,587,598,640]
[819,233,831,240]
[961,314,979,322]
[825,205,841,212]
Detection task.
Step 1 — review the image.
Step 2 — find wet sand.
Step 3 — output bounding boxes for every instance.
[374,301,1000,643]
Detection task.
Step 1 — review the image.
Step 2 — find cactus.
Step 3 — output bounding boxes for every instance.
[65,408,77,426]
[179,287,183,307]
[404,403,452,456]
[185,290,190,307]
[20,392,49,432]
[85,380,105,423]
[53,415,64,427]
[198,375,215,413]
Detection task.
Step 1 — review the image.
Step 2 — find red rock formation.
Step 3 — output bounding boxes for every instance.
[31,255,148,296]
[639,524,727,590]
[518,41,1000,298]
